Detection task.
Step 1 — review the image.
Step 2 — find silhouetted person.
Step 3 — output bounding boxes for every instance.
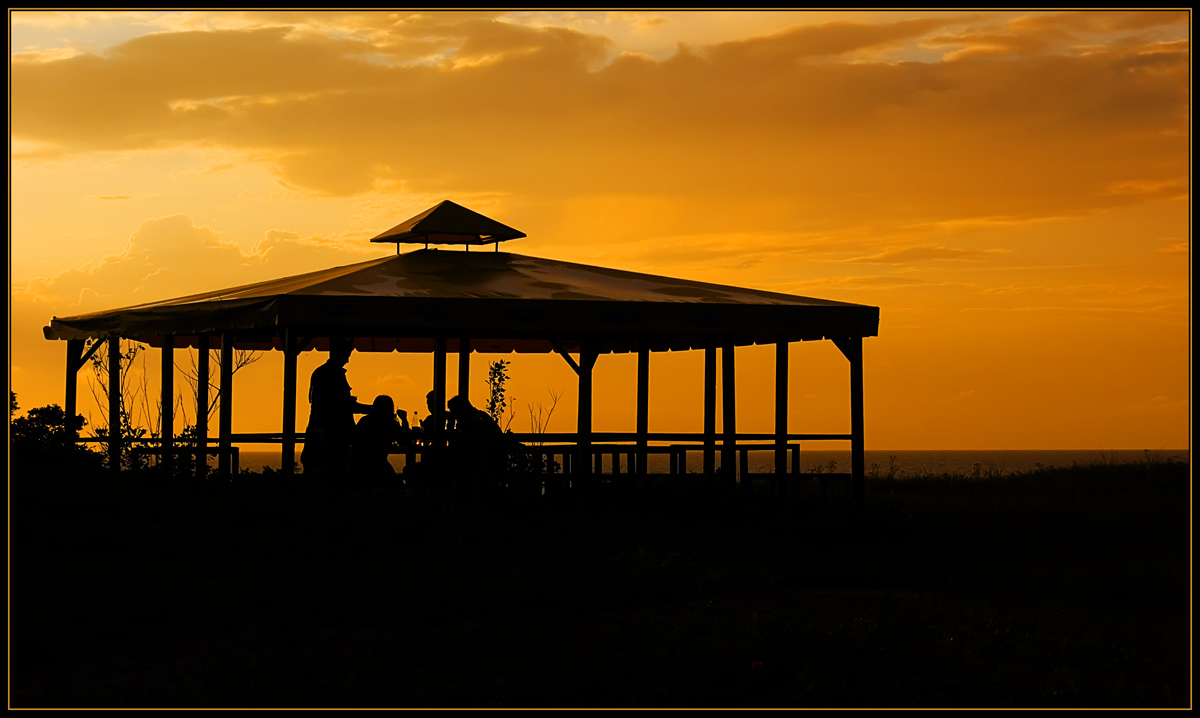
[448,394,505,489]
[407,390,452,485]
[301,337,372,482]
[419,390,452,436]
[351,395,411,486]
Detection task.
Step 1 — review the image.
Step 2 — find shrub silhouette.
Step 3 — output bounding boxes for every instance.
[11,392,103,476]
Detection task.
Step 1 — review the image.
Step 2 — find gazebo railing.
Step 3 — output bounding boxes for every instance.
[230,431,853,478]
[75,431,852,481]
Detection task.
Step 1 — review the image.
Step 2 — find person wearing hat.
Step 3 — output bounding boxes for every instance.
[301,337,372,481]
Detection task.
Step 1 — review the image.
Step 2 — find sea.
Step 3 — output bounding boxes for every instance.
[234,448,1190,477]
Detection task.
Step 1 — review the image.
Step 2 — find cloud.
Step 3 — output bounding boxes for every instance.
[849,246,990,264]
[1105,178,1187,197]
[375,373,416,390]
[10,10,149,28]
[928,10,1188,62]
[1011,10,1187,35]
[11,47,83,62]
[605,12,667,34]
[619,231,829,265]
[17,214,381,312]
[9,12,1188,231]
[854,276,928,286]
[1130,394,1188,412]
[20,215,245,306]
[704,16,955,62]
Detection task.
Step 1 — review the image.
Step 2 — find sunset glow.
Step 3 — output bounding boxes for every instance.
[10,10,1190,450]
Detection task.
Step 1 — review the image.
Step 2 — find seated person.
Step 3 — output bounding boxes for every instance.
[418,390,453,436]
[351,395,411,481]
[447,394,505,480]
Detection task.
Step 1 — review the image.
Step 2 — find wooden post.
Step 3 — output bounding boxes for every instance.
[774,339,788,490]
[637,339,649,477]
[704,346,717,477]
[849,339,865,509]
[458,337,471,402]
[161,335,174,477]
[722,342,736,487]
[197,335,210,478]
[433,336,447,439]
[65,339,84,437]
[218,334,234,477]
[282,328,298,477]
[108,336,121,476]
[577,343,598,483]
[834,337,866,509]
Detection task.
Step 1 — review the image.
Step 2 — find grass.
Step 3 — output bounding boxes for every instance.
[9,457,1191,708]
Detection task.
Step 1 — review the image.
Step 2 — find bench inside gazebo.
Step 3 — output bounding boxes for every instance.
[44,200,880,504]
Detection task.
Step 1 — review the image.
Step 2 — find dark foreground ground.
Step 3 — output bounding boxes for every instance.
[10,459,1192,708]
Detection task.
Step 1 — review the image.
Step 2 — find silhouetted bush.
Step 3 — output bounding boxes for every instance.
[11,392,103,478]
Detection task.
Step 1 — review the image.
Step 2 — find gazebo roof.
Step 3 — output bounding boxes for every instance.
[369,200,526,246]
[44,248,878,355]
[45,200,879,354]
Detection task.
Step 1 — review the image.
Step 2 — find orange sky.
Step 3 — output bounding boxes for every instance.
[9,10,1191,450]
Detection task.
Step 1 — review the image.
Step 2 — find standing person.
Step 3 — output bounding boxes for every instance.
[301,337,372,481]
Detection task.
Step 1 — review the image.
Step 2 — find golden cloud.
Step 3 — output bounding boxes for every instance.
[849,246,991,264]
[17,214,380,312]
[11,13,1186,237]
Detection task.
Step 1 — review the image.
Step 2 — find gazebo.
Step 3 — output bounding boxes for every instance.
[44,201,880,503]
